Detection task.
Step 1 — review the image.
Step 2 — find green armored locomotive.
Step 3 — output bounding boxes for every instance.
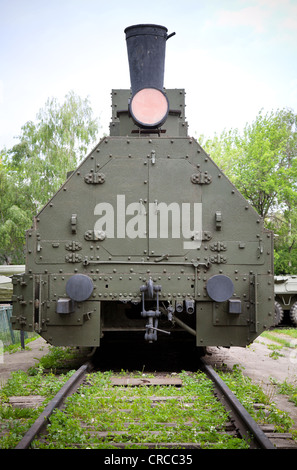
[11,25,275,350]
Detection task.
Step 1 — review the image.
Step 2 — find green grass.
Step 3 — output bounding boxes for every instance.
[261,328,297,358]
[1,335,38,354]
[262,328,297,347]
[219,365,293,432]
[0,365,77,449]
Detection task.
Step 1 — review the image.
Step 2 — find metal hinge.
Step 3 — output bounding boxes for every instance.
[65,253,82,263]
[84,172,105,184]
[210,241,227,252]
[191,172,212,184]
[84,230,106,241]
[210,254,227,264]
[65,241,82,251]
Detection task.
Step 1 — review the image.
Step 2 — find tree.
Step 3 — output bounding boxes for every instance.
[5,91,99,209]
[0,154,32,263]
[0,91,100,263]
[202,108,297,219]
[200,108,297,274]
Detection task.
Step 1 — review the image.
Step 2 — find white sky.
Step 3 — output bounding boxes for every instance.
[1,0,297,149]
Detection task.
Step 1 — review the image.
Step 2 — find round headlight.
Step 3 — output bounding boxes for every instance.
[130,87,169,128]
[66,274,94,302]
[206,275,234,302]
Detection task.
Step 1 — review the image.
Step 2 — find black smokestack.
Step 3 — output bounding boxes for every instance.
[125,24,169,95]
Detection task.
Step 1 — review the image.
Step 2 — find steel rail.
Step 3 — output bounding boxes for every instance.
[200,358,275,449]
[15,362,90,449]
[15,358,275,449]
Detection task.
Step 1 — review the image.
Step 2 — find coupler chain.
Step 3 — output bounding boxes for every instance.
[140,278,170,342]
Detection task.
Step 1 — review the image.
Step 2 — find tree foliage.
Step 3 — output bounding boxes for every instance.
[4,91,99,209]
[0,91,99,263]
[0,158,33,263]
[200,108,297,274]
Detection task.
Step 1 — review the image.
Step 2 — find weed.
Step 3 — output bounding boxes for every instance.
[262,330,297,349]
[1,344,295,449]
[271,378,297,408]
[219,366,293,432]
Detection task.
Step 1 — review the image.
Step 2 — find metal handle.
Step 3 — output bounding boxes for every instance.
[167,32,176,40]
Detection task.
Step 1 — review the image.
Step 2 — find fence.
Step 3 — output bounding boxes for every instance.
[0,305,33,347]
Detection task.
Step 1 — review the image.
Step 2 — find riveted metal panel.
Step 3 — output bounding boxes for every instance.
[13,130,274,347]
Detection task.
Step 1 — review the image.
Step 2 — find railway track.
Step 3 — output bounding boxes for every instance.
[13,356,296,450]
[15,362,91,449]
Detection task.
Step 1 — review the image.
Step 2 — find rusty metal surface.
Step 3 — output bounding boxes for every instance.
[8,396,45,408]
[110,376,182,386]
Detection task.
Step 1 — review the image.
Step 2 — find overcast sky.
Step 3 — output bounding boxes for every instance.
[1,0,297,150]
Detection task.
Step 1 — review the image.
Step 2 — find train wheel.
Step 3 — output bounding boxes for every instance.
[289,302,297,326]
[274,301,284,326]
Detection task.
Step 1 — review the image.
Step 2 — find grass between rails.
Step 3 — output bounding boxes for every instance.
[0,335,296,449]
[31,370,247,449]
